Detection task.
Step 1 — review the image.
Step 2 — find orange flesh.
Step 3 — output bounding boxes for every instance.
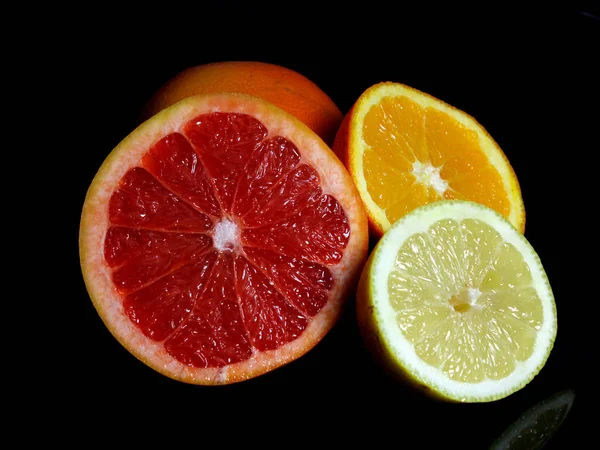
[362,96,510,224]
[104,112,350,369]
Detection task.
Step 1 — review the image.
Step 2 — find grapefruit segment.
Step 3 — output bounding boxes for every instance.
[109,167,213,232]
[244,247,333,317]
[80,93,368,384]
[183,112,268,214]
[104,227,210,268]
[125,251,218,342]
[142,133,221,218]
[241,164,322,227]
[235,256,308,351]
[232,135,302,222]
[105,227,212,293]
[242,194,350,266]
[164,253,253,368]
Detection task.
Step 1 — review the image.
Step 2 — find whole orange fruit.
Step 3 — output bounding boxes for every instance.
[142,61,343,146]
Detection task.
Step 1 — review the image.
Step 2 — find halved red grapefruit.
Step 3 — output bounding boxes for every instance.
[80,93,368,385]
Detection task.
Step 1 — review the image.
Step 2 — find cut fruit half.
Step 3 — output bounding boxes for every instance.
[333,82,525,238]
[357,200,556,402]
[80,93,368,385]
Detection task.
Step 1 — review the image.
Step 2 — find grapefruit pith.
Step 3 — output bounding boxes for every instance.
[80,93,368,385]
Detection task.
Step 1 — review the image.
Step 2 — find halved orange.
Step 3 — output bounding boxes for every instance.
[333,82,525,237]
[79,93,368,385]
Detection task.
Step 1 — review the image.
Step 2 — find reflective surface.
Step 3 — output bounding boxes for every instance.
[490,390,575,449]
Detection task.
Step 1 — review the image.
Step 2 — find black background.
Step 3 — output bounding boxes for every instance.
[59,3,597,447]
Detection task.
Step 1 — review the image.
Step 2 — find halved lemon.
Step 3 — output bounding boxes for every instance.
[357,200,556,402]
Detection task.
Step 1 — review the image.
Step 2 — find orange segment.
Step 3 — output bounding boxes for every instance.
[363,96,429,164]
[386,182,429,224]
[425,107,480,167]
[449,167,510,217]
[425,108,510,217]
[363,148,415,211]
[334,82,524,236]
[443,188,468,201]
[439,150,492,183]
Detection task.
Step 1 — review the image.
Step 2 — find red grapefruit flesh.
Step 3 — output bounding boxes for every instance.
[80,93,368,384]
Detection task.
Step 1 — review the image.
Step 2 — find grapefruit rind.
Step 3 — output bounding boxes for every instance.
[356,200,555,402]
[80,93,368,385]
[341,82,525,236]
